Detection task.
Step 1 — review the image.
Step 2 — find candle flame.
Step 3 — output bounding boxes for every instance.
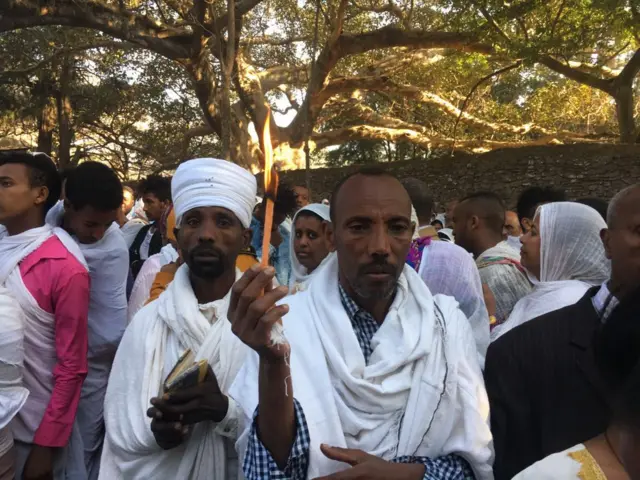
[261,114,279,198]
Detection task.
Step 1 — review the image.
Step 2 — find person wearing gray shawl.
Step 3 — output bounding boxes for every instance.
[453,192,532,327]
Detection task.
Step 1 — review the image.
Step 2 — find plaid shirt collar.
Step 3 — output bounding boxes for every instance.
[338,284,381,363]
[592,281,619,322]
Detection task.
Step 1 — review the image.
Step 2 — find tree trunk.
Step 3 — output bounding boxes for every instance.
[35,76,56,156]
[614,84,637,143]
[56,54,74,169]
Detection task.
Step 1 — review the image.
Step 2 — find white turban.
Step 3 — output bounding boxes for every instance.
[172,158,257,228]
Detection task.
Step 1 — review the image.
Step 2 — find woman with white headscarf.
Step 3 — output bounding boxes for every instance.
[418,241,490,367]
[492,202,610,341]
[289,203,333,293]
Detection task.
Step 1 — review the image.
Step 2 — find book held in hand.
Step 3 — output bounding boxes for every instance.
[163,349,208,393]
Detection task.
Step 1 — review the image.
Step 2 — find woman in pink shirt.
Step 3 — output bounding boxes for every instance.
[0,152,90,480]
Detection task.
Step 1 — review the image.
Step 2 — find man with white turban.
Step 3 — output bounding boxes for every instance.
[99,158,257,480]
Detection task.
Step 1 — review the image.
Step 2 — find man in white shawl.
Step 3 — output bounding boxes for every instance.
[46,161,129,480]
[229,167,493,479]
[453,192,532,327]
[0,152,90,480]
[289,203,333,293]
[100,158,257,480]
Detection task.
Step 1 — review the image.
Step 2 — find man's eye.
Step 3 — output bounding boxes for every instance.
[349,224,366,232]
[389,224,409,234]
[217,218,231,227]
[186,218,199,227]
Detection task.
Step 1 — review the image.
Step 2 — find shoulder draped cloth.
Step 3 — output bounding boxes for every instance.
[230,254,494,479]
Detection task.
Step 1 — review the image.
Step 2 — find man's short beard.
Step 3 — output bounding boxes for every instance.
[186,245,228,279]
[349,275,397,301]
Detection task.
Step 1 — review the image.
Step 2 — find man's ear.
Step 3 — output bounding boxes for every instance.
[34,185,49,208]
[600,228,613,260]
[242,228,253,249]
[470,214,480,230]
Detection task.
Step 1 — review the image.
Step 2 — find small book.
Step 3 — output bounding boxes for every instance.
[163,349,208,393]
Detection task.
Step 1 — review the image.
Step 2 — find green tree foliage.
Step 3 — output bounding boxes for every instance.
[0,0,638,172]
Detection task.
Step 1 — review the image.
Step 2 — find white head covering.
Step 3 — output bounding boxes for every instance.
[172,158,257,228]
[492,201,610,340]
[418,241,489,367]
[289,203,332,293]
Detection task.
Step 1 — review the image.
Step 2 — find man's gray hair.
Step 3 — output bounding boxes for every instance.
[607,184,640,228]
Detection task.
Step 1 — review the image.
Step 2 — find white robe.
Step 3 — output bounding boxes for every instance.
[46,202,129,480]
[0,224,88,479]
[99,265,249,480]
[231,254,494,479]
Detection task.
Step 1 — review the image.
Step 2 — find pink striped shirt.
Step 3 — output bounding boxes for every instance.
[19,236,90,447]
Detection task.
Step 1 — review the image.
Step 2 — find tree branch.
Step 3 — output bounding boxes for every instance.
[0,0,192,59]
[0,41,132,80]
[617,49,640,85]
[539,56,615,94]
[286,28,494,142]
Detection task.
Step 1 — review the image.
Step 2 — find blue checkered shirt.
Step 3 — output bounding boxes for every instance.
[243,285,476,480]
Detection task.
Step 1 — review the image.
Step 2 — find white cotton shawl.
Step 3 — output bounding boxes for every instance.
[288,204,332,293]
[128,245,179,323]
[0,224,87,283]
[0,286,28,456]
[231,254,494,479]
[418,241,490,368]
[172,158,257,227]
[100,265,249,480]
[492,202,610,341]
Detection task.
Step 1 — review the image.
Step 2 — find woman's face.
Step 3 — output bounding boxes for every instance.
[520,214,542,279]
[294,214,330,273]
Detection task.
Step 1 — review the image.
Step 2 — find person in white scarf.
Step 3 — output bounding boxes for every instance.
[229,169,493,479]
[0,287,28,480]
[0,152,90,480]
[289,203,333,293]
[418,241,490,367]
[100,158,257,480]
[128,207,179,322]
[46,162,129,480]
[492,202,610,341]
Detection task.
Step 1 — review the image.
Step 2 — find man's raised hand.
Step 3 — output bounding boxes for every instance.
[228,264,290,361]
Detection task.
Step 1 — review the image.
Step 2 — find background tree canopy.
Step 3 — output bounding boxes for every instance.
[0,0,638,178]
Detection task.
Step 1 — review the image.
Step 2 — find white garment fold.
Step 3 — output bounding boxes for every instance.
[288,204,332,293]
[231,254,493,479]
[418,241,490,368]
[0,287,28,457]
[128,245,179,323]
[47,201,129,480]
[100,265,249,480]
[492,202,610,341]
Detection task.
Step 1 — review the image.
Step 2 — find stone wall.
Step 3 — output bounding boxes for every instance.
[270,144,640,208]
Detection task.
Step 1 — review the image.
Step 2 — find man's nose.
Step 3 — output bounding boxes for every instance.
[367,224,390,257]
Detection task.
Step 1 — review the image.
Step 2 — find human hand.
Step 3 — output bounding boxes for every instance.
[146,411,188,450]
[229,265,290,362]
[23,445,54,480]
[149,366,228,425]
[313,445,425,480]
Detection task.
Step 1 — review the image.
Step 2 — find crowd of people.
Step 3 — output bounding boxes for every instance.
[0,150,639,480]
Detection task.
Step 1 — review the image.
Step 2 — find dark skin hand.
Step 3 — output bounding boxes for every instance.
[313,445,425,480]
[23,444,54,480]
[147,366,229,450]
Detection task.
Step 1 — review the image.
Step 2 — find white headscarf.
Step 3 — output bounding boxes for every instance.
[171,158,257,227]
[289,203,332,292]
[418,241,489,367]
[492,202,610,340]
